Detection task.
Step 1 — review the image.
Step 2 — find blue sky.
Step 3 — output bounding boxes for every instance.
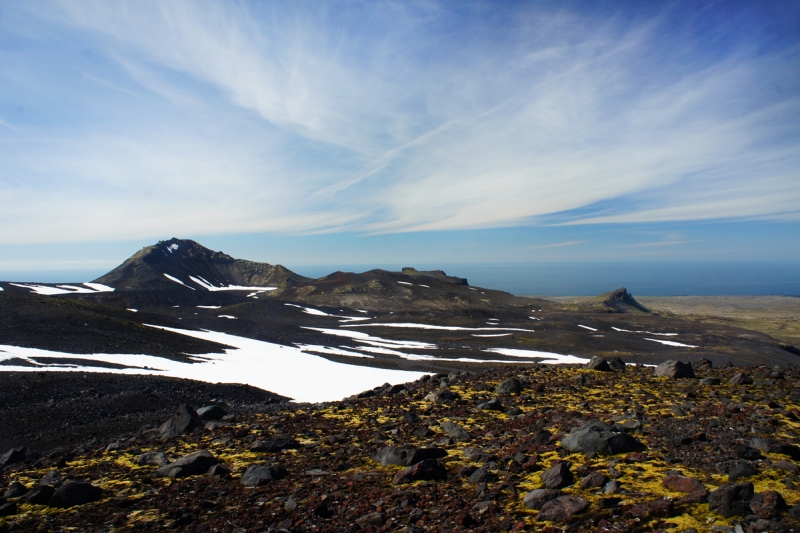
[1,1,799,275]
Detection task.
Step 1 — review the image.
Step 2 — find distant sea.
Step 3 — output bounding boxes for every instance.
[3,261,798,297]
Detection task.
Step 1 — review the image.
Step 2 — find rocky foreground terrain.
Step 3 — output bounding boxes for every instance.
[2,358,800,533]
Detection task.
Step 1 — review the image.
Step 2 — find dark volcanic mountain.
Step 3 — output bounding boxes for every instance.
[94,238,310,291]
[599,287,650,313]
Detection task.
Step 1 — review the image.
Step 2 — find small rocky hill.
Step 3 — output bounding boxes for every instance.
[94,238,309,291]
[599,287,650,314]
[264,268,520,312]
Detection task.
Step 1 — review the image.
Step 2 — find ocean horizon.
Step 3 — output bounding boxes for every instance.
[7,261,797,297]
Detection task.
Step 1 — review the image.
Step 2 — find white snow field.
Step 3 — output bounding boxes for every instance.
[8,282,114,296]
[0,326,426,403]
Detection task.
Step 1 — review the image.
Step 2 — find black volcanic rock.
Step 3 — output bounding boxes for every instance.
[562,420,645,455]
[0,446,39,466]
[48,481,103,508]
[94,238,309,291]
[158,404,202,438]
[600,287,650,313]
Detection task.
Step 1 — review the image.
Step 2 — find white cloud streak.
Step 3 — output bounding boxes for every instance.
[0,1,798,244]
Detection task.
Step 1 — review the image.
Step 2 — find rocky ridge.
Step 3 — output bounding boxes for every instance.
[2,360,800,532]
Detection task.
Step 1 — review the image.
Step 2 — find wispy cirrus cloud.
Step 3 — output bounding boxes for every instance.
[0,1,798,244]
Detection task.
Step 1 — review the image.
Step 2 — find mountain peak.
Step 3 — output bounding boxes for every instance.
[600,287,650,313]
[94,238,309,291]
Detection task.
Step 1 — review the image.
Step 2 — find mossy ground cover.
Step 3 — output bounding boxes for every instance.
[2,363,800,532]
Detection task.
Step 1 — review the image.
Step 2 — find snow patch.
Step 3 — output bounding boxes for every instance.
[127,309,138,313]
[342,323,535,333]
[612,327,678,336]
[0,327,425,403]
[189,276,276,292]
[8,282,115,296]
[578,324,598,332]
[485,348,590,365]
[197,305,222,309]
[472,333,512,338]
[644,338,697,348]
[218,315,237,319]
[163,273,195,290]
[397,281,413,286]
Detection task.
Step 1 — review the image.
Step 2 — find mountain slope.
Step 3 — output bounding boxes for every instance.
[94,238,310,291]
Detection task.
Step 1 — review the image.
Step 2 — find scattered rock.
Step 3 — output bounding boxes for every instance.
[580,471,608,489]
[468,466,496,484]
[440,420,471,441]
[654,360,695,379]
[523,488,560,509]
[196,405,227,421]
[585,356,611,371]
[249,435,300,452]
[0,446,40,466]
[134,451,169,466]
[155,450,219,478]
[39,470,62,487]
[370,446,446,467]
[0,502,16,517]
[3,482,28,499]
[662,475,706,494]
[477,398,504,411]
[625,498,675,519]
[728,462,758,481]
[541,461,573,489]
[729,373,754,385]
[207,464,231,478]
[708,482,755,518]
[505,406,523,416]
[771,460,799,473]
[561,420,645,455]
[749,490,786,519]
[495,378,524,394]
[239,464,287,487]
[158,404,202,439]
[700,377,721,386]
[25,485,55,505]
[392,458,447,484]
[424,390,460,403]
[538,495,588,523]
[356,511,385,527]
[48,482,103,508]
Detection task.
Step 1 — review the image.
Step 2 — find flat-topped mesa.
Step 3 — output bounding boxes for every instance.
[93,238,310,291]
[401,267,469,286]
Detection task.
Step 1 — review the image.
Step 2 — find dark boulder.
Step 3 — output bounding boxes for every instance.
[728,462,758,482]
[625,498,675,519]
[3,482,28,499]
[662,475,706,495]
[0,502,16,517]
[240,465,287,487]
[40,470,62,487]
[49,482,103,508]
[608,357,626,371]
[370,446,446,467]
[440,421,471,442]
[541,462,573,489]
[196,405,227,421]
[158,404,202,439]
[392,458,447,484]
[249,435,300,452]
[700,377,721,386]
[654,360,695,379]
[750,490,786,519]
[207,464,232,478]
[495,378,524,394]
[580,472,608,489]
[708,482,755,518]
[561,420,645,455]
[538,495,588,523]
[423,390,460,403]
[468,467,497,484]
[155,450,218,478]
[729,373,754,385]
[0,446,40,466]
[523,489,560,509]
[25,485,55,505]
[585,356,611,371]
[477,398,504,411]
[134,451,169,466]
